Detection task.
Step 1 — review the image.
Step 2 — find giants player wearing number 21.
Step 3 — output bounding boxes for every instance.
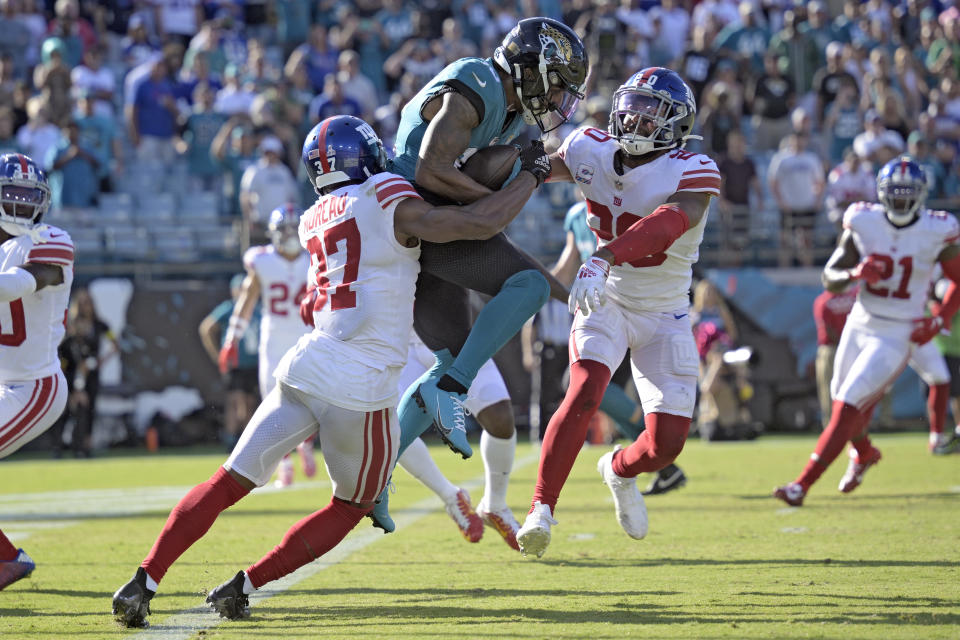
[774,157,960,507]
[220,203,315,488]
[515,67,718,558]
[112,115,543,626]
[0,153,72,589]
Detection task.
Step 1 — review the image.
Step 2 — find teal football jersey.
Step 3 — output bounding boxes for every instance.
[390,57,526,181]
[563,201,597,262]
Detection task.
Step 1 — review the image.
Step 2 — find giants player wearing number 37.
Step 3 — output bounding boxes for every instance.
[515,68,720,558]
[774,157,960,507]
[112,115,549,626]
[0,153,73,590]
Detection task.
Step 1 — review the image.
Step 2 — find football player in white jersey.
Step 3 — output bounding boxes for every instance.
[774,157,960,507]
[111,115,551,626]
[0,153,73,590]
[514,67,720,558]
[219,203,316,487]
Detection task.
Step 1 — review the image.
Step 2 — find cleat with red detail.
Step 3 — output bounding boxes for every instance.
[773,482,805,507]
[476,503,521,551]
[298,440,316,478]
[445,489,483,543]
[838,446,882,493]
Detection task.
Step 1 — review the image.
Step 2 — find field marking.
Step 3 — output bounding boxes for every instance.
[124,450,541,640]
[780,527,808,534]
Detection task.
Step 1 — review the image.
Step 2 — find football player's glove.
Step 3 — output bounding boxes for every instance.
[218,341,239,375]
[911,316,946,345]
[850,256,884,286]
[569,256,610,316]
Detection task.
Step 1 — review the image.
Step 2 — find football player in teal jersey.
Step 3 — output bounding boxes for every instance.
[371,18,588,535]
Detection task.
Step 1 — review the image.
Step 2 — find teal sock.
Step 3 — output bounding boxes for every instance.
[446,269,549,388]
[398,349,453,454]
[600,384,645,440]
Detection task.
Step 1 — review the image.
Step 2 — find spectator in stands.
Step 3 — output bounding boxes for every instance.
[151,0,203,49]
[717,130,762,264]
[0,105,18,153]
[852,109,904,167]
[769,10,820,99]
[575,0,632,93]
[214,63,256,116]
[179,50,222,99]
[33,39,72,126]
[908,132,947,205]
[0,53,17,109]
[747,52,795,153]
[129,56,178,167]
[241,43,280,94]
[274,0,312,60]
[383,37,444,94]
[70,45,115,119]
[0,0,32,80]
[713,1,769,78]
[800,2,839,66]
[926,8,960,79]
[287,23,339,92]
[700,81,739,156]
[691,0,739,33]
[893,46,928,119]
[238,135,298,246]
[336,49,378,121]
[434,17,478,66]
[824,147,874,225]
[184,19,228,80]
[812,285,857,430]
[48,119,99,209]
[812,41,858,126]
[177,82,228,193]
[307,72,362,125]
[45,0,95,68]
[212,116,257,217]
[790,107,827,161]
[75,90,120,192]
[121,14,159,69]
[768,133,825,267]
[337,10,388,101]
[823,83,863,166]
[648,0,690,67]
[375,0,415,57]
[16,95,60,170]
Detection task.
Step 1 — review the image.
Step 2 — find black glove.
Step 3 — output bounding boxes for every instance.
[518,139,551,186]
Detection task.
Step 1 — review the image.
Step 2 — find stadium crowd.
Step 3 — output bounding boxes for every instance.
[0,0,959,267]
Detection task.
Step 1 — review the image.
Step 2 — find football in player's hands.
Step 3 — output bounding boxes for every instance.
[460,145,521,190]
[850,256,884,286]
[518,139,551,186]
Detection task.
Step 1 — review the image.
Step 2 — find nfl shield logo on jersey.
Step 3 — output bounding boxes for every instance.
[576,163,595,184]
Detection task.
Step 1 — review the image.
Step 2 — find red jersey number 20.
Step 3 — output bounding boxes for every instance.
[307,218,362,311]
[0,300,27,346]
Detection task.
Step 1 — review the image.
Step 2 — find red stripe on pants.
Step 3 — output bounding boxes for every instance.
[351,412,372,503]
[0,376,53,452]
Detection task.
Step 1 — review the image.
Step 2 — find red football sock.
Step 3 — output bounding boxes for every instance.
[612,412,690,477]
[796,400,865,490]
[928,383,949,434]
[141,467,249,583]
[0,529,18,562]
[246,497,369,589]
[530,359,610,513]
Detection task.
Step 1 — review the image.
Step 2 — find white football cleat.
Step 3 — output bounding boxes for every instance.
[274,456,294,488]
[516,501,557,559]
[597,446,648,539]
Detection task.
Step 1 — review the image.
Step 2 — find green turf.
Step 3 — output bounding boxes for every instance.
[1,434,958,639]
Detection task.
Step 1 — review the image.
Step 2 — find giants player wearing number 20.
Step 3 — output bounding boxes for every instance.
[774,157,960,507]
[516,68,719,558]
[0,153,72,590]
[220,204,315,488]
[111,115,543,626]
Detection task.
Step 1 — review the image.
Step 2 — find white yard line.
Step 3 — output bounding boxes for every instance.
[123,451,539,640]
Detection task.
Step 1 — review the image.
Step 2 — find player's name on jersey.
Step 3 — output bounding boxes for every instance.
[304,194,348,231]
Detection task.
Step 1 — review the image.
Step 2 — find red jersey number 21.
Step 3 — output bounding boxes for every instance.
[307,218,362,311]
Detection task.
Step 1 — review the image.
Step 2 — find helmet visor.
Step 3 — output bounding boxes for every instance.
[535,86,581,132]
[1,184,45,219]
[613,92,672,141]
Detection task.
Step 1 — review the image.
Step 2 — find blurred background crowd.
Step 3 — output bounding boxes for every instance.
[4,0,959,454]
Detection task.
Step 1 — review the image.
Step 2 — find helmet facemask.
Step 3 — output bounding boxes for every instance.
[878,178,927,226]
[270,220,301,255]
[0,179,50,237]
[609,86,694,157]
[515,64,584,132]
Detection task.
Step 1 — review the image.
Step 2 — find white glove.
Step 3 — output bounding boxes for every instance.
[568,256,611,316]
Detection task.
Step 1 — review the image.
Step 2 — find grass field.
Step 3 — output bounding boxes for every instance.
[0,433,958,639]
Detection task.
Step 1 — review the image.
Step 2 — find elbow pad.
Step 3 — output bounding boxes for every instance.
[0,267,37,302]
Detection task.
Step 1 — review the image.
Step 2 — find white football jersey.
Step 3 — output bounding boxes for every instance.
[274,172,422,410]
[242,245,310,368]
[843,202,960,321]
[0,225,74,381]
[559,126,720,312]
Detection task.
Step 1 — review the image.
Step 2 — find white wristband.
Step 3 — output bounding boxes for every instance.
[0,267,37,302]
[224,315,249,344]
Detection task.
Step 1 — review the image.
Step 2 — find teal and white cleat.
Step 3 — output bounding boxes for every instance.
[368,482,395,533]
[417,380,473,459]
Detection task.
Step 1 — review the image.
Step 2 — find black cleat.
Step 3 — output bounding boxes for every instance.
[112,567,155,628]
[206,571,250,620]
[642,464,687,495]
[932,434,960,455]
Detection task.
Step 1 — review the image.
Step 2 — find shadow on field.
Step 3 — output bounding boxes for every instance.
[529,556,959,568]
[737,492,960,501]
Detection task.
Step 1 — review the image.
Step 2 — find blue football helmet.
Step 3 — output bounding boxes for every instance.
[301,115,387,195]
[268,202,302,255]
[0,153,51,236]
[877,156,928,226]
[609,67,698,156]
